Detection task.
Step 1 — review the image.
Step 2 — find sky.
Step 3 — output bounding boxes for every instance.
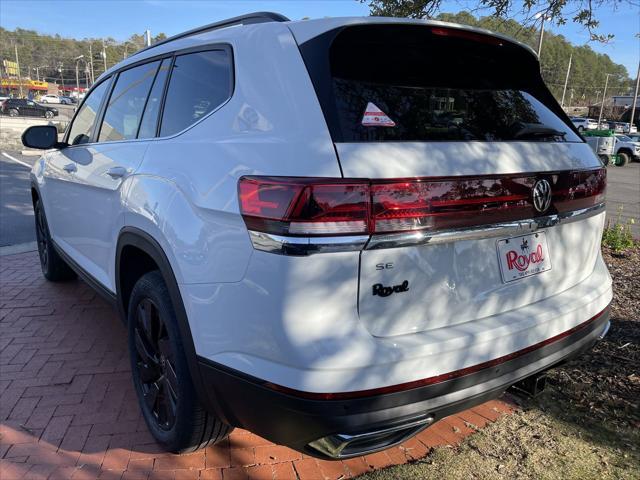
[1,0,638,76]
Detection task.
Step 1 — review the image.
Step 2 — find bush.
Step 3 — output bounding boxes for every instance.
[602,206,636,252]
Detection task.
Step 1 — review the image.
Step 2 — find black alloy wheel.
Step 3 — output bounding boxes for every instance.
[35,203,49,270]
[128,271,232,452]
[133,297,179,431]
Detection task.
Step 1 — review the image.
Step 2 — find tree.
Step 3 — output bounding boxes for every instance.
[0,28,168,90]
[360,0,634,42]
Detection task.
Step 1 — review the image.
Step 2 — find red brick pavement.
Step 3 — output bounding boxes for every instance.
[0,251,516,479]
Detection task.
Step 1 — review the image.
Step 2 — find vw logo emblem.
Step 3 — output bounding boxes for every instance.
[532,179,552,213]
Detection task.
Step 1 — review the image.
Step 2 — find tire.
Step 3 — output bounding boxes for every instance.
[578,126,584,132]
[34,199,76,281]
[45,110,54,119]
[599,155,610,166]
[616,152,630,167]
[128,271,232,453]
[41,99,47,103]
[8,108,18,117]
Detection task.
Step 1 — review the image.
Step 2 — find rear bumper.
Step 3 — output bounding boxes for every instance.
[198,306,610,459]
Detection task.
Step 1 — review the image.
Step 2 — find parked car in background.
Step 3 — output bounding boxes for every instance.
[39,94,62,104]
[570,117,598,132]
[607,121,636,134]
[59,96,75,105]
[614,134,640,165]
[620,122,637,134]
[22,14,612,459]
[1,98,58,118]
[608,121,624,133]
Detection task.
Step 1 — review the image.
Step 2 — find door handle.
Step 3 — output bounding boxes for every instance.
[63,163,77,173]
[106,166,127,179]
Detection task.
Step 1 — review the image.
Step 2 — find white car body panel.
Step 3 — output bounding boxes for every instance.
[181,250,610,392]
[335,141,601,178]
[45,141,149,291]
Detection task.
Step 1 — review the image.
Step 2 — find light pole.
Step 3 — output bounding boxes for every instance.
[57,63,64,95]
[629,62,640,132]
[534,12,551,57]
[102,39,108,72]
[561,53,573,108]
[123,41,135,59]
[597,73,613,128]
[74,55,86,101]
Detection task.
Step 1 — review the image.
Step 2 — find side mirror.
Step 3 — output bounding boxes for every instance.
[21,125,64,150]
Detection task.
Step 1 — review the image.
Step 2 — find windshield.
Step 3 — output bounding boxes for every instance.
[617,135,631,142]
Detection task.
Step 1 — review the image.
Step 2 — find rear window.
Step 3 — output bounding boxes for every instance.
[300,24,580,143]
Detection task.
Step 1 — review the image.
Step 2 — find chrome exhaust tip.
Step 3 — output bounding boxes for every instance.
[597,320,611,341]
[307,414,434,459]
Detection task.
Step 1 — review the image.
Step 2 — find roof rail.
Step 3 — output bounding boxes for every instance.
[131,12,290,57]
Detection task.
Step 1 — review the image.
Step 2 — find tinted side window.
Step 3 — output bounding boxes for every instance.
[98,61,159,142]
[67,80,111,145]
[160,49,232,137]
[138,58,171,139]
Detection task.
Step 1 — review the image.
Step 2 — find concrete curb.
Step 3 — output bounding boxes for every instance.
[0,242,37,256]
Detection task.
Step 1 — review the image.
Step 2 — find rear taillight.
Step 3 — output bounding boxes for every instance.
[238,177,369,236]
[238,169,605,237]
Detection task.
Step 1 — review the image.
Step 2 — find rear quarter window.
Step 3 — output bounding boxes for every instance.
[159,49,232,137]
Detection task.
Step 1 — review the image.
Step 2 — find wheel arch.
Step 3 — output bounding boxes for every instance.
[115,227,217,414]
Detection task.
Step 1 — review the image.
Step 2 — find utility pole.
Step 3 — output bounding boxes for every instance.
[14,43,23,98]
[597,74,612,128]
[145,30,152,47]
[88,43,95,85]
[75,55,84,101]
[58,63,64,95]
[629,62,640,132]
[537,16,546,57]
[102,39,108,72]
[560,53,572,108]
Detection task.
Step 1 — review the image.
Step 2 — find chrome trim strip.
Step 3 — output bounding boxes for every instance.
[248,231,369,256]
[248,203,604,255]
[366,203,605,251]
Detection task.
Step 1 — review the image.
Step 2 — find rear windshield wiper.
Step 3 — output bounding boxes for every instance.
[511,123,567,141]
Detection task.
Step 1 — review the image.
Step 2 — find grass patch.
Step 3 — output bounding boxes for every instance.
[360,406,639,480]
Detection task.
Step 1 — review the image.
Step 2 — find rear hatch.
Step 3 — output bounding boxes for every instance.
[294,21,605,337]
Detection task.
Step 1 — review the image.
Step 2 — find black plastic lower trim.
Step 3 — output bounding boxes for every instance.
[197,307,609,458]
[51,240,118,306]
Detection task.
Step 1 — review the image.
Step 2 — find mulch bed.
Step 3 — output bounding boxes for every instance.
[531,245,639,448]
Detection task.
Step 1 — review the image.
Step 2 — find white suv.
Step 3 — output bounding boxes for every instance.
[23,14,612,459]
[570,117,598,132]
